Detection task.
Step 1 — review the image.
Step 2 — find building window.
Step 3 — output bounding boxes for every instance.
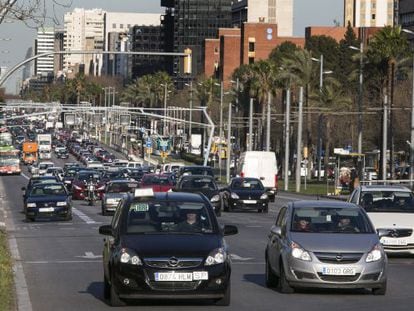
[214,47,218,54]
[112,23,116,29]
[120,24,124,28]
[372,14,376,20]
[249,57,254,64]
[249,42,255,52]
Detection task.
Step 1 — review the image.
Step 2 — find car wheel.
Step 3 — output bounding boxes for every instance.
[278,261,294,293]
[372,282,387,295]
[102,207,107,216]
[109,276,126,306]
[215,282,230,306]
[104,276,110,299]
[263,205,269,213]
[257,208,262,213]
[265,256,278,288]
[65,214,72,221]
[25,216,34,222]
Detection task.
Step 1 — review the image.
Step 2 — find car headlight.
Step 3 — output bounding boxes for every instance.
[119,248,142,265]
[106,198,119,204]
[366,244,382,262]
[27,203,36,208]
[211,194,220,203]
[56,202,67,206]
[291,241,312,261]
[230,192,239,199]
[260,193,268,200]
[205,248,227,266]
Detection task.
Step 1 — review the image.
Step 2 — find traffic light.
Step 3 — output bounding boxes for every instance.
[184,48,192,74]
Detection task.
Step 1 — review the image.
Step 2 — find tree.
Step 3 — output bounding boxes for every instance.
[268,41,301,67]
[366,26,410,178]
[0,0,72,27]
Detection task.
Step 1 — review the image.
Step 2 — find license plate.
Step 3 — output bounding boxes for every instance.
[381,238,407,246]
[243,200,257,204]
[193,271,208,280]
[39,207,54,212]
[321,267,356,276]
[154,272,193,282]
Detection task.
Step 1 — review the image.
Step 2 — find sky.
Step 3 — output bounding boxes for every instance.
[0,0,343,94]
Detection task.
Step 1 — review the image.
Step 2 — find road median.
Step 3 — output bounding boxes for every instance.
[0,228,15,311]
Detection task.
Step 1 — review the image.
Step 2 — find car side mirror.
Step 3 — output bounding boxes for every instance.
[270,225,282,237]
[223,225,238,236]
[99,225,114,236]
[377,228,389,239]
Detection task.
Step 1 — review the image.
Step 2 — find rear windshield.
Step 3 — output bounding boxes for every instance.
[30,184,66,196]
[360,190,414,213]
[291,207,374,234]
[125,200,214,234]
[142,175,171,185]
[107,182,138,193]
[231,179,264,190]
[180,177,216,190]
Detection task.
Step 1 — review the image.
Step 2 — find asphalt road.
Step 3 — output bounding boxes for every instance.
[1,154,414,311]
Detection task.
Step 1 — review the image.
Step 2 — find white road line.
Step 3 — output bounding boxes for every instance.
[72,207,97,224]
[21,172,30,180]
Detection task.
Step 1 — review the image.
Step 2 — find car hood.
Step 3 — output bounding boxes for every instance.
[104,193,128,200]
[367,212,414,229]
[26,195,68,203]
[179,188,218,199]
[231,189,265,199]
[122,234,221,257]
[289,232,378,253]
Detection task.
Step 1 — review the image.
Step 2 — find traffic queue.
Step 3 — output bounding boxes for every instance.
[6,123,414,307]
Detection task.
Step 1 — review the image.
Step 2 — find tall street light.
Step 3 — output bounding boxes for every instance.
[161,83,168,136]
[349,42,364,180]
[311,55,332,181]
[215,81,224,179]
[184,81,193,142]
[402,28,414,188]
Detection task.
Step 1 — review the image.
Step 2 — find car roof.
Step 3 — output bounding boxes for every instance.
[358,185,412,192]
[126,191,207,203]
[290,200,359,209]
[108,179,138,184]
[180,174,214,180]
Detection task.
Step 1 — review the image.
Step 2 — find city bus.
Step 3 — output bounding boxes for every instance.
[0,146,21,175]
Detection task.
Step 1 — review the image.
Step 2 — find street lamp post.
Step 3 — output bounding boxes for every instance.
[402,28,414,188]
[350,43,364,180]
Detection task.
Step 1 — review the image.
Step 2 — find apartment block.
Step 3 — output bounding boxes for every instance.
[35,27,55,76]
[344,0,394,27]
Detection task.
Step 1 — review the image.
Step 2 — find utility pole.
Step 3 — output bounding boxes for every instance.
[226,102,232,184]
[296,87,303,193]
[284,88,291,191]
[318,54,324,181]
[189,80,193,140]
[163,83,167,136]
[411,56,414,188]
[382,91,388,182]
[219,81,224,180]
[266,91,271,151]
[249,98,253,151]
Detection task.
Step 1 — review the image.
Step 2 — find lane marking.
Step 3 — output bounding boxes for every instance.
[24,260,101,264]
[72,207,97,224]
[21,172,30,180]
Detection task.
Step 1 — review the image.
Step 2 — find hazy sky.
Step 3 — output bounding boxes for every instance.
[0,0,343,94]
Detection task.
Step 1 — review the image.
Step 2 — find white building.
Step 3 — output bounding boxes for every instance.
[35,27,55,75]
[232,0,293,36]
[103,12,161,77]
[64,8,105,76]
[344,0,394,27]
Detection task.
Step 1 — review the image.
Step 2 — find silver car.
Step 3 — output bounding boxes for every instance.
[265,200,388,294]
[101,180,139,216]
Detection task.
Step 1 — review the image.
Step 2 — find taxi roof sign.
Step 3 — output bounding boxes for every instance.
[134,188,154,198]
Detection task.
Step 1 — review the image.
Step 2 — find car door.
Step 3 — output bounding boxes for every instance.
[103,203,122,280]
[268,206,287,270]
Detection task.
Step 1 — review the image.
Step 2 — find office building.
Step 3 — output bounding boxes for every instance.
[344,0,394,27]
[34,27,55,76]
[161,0,233,78]
[232,0,293,36]
[399,0,414,31]
[64,8,105,76]
[104,12,161,78]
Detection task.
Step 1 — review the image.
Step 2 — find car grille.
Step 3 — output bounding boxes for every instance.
[383,229,413,238]
[314,252,363,264]
[37,201,58,208]
[144,257,203,269]
[383,244,414,250]
[317,273,360,282]
[147,281,201,291]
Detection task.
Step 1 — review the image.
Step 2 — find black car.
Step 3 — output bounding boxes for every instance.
[223,177,269,213]
[22,175,59,205]
[62,166,83,190]
[99,190,238,306]
[177,166,215,180]
[25,182,72,222]
[56,149,69,159]
[174,175,223,216]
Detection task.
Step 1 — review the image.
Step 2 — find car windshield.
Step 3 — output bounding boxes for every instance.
[181,177,216,190]
[107,182,138,193]
[291,207,374,234]
[231,179,264,190]
[125,200,214,234]
[30,184,66,196]
[360,190,414,213]
[182,168,213,176]
[77,172,101,181]
[142,175,170,185]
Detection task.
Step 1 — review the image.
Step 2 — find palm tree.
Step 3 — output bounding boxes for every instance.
[310,78,352,178]
[367,25,410,178]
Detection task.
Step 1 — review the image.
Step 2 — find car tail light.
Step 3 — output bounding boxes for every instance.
[275,174,278,188]
[240,171,244,178]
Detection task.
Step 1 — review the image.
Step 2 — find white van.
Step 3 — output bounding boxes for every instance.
[127,161,143,169]
[236,151,278,201]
